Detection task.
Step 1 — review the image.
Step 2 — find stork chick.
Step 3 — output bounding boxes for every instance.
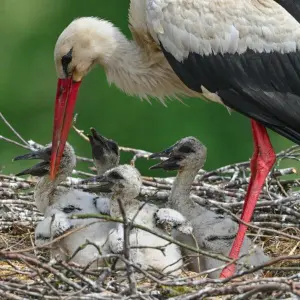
[14,143,75,214]
[84,164,193,275]
[150,137,269,278]
[15,129,119,267]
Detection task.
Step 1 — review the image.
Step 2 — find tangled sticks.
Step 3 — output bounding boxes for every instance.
[1,113,300,299]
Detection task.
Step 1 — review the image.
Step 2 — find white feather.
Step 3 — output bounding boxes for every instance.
[35,190,115,267]
[155,208,193,235]
[146,0,300,60]
[104,165,185,275]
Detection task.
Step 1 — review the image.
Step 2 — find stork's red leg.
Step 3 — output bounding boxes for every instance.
[220,120,276,278]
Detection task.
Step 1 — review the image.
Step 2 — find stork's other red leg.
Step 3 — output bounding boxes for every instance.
[220,120,276,278]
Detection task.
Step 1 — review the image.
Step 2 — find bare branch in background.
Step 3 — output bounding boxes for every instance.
[0,112,29,147]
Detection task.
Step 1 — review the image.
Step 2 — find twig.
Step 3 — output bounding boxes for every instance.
[116,198,137,295]
[0,112,29,147]
[71,213,232,263]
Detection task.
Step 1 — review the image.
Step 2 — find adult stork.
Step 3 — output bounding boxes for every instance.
[50,0,300,277]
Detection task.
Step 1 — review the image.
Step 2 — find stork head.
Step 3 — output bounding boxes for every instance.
[87,127,120,175]
[14,142,76,180]
[82,165,142,199]
[51,17,119,179]
[149,137,207,171]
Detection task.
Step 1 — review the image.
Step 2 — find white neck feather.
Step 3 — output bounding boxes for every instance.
[102,30,197,102]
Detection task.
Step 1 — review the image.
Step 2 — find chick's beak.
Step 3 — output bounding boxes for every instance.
[81,175,114,192]
[149,156,181,171]
[149,145,175,159]
[149,145,181,171]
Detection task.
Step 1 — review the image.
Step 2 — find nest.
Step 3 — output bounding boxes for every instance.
[1,112,300,299]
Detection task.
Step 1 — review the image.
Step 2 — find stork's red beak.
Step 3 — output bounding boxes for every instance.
[50,78,81,180]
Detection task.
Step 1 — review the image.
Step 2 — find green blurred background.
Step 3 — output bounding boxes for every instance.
[0,0,294,177]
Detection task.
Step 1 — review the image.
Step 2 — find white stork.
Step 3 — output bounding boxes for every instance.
[50,0,300,277]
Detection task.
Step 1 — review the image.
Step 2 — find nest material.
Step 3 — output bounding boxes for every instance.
[1,145,300,299]
[1,115,300,299]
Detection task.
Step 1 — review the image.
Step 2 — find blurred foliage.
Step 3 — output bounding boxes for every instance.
[0,0,295,177]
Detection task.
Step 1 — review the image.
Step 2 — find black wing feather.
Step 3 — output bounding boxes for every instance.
[161,45,300,145]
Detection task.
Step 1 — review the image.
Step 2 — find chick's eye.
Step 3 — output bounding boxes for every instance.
[178,146,195,153]
[108,141,119,156]
[110,172,123,180]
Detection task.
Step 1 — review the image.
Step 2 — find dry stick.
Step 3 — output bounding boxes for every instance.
[0,253,81,290]
[36,268,61,296]
[193,194,300,210]
[1,282,67,300]
[0,282,56,299]
[0,135,30,150]
[222,254,300,284]
[170,282,294,300]
[3,251,300,289]
[197,195,300,242]
[0,112,29,147]
[101,253,217,287]
[111,252,254,288]
[72,170,95,177]
[59,261,100,291]
[76,155,94,163]
[0,289,25,300]
[116,198,137,295]
[72,114,90,143]
[2,235,300,296]
[71,118,157,164]
[21,258,61,296]
[199,144,300,180]
[2,260,32,277]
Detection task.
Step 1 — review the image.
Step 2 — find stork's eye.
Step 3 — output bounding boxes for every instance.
[178,145,195,153]
[61,54,72,65]
[110,171,123,180]
[44,148,52,160]
[61,48,73,77]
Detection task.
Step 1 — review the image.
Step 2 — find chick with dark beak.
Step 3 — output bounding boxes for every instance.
[149,137,268,278]
[87,127,120,175]
[14,148,52,177]
[150,144,186,171]
[14,128,120,267]
[83,164,191,275]
[81,173,118,194]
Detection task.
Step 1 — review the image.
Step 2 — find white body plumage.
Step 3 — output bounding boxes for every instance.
[109,201,192,275]
[91,165,192,275]
[35,191,114,267]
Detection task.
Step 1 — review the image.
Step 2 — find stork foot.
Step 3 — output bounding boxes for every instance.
[220,120,276,278]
